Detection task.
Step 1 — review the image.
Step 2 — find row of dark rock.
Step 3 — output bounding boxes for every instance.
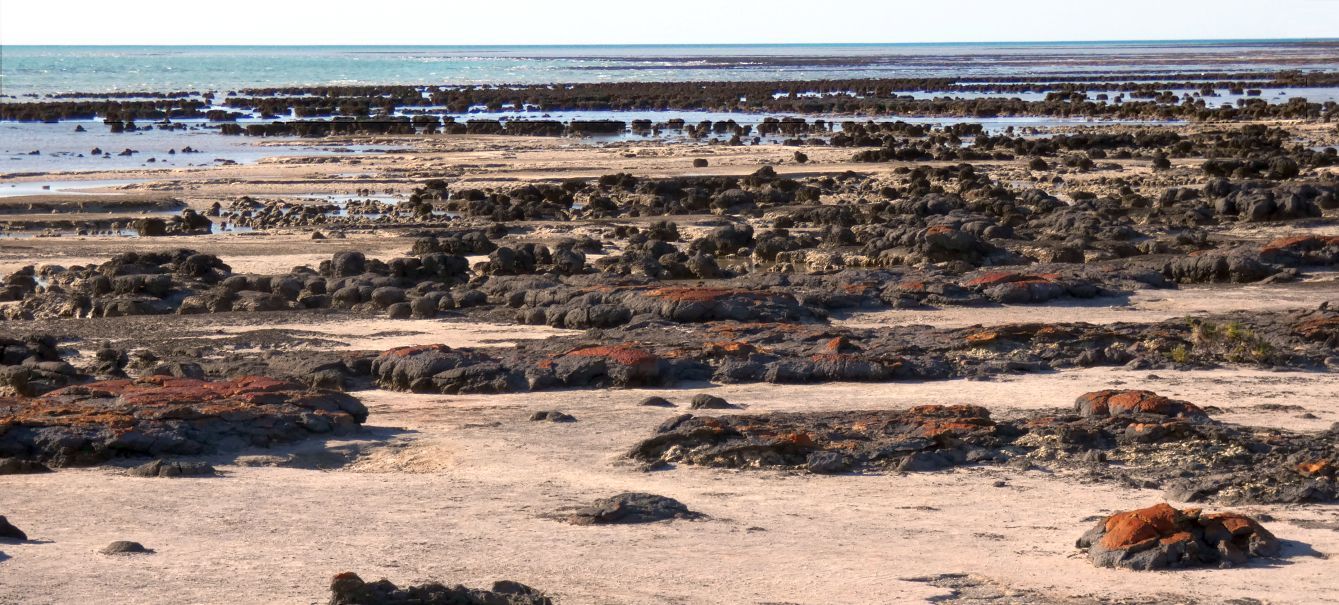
[628,389,1338,506]
[11,70,1339,123]
[368,305,1339,395]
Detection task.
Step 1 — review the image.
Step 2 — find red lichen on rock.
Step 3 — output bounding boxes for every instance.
[1297,460,1333,477]
[963,272,1056,288]
[894,279,929,293]
[1,376,367,466]
[1078,503,1281,570]
[703,341,758,357]
[1261,234,1339,255]
[1098,503,1185,550]
[905,405,996,439]
[1294,316,1339,341]
[565,344,659,366]
[1075,390,1208,420]
[964,323,1051,345]
[823,336,859,354]
[646,287,756,303]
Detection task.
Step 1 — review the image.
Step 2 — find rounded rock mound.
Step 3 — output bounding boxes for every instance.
[1076,503,1280,570]
[0,375,367,467]
[328,571,551,605]
[565,492,704,526]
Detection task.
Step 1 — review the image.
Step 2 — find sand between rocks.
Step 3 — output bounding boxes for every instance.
[2,367,1336,605]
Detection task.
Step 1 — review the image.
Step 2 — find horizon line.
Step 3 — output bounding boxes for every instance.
[4,37,1339,48]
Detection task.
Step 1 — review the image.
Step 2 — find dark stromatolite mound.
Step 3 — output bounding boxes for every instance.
[0,375,367,467]
[630,405,1008,473]
[528,410,576,423]
[100,541,153,555]
[0,516,25,541]
[1073,390,1209,421]
[1076,503,1280,570]
[688,394,735,409]
[328,572,551,605]
[0,335,82,397]
[371,344,515,394]
[126,459,217,478]
[627,391,1339,504]
[0,458,51,475]
[565,492,704,525]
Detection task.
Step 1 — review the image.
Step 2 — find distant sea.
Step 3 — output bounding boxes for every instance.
[3,40,1339,97]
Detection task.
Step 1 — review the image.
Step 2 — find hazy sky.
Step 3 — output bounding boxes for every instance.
[2,0,1337,45]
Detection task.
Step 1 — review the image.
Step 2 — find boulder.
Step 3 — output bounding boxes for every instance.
[1076,503,1280,570]
[1075,390,1209,421]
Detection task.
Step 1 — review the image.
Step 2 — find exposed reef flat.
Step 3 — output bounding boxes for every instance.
[2,72,1338,604]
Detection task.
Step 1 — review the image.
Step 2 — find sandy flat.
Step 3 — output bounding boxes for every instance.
[2,367,1336,605]
[214,317,578,350]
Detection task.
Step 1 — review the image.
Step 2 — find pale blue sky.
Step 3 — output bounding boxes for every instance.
[2,0,1337,45]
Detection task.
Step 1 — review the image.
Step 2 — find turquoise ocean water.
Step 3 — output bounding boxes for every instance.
[3,40,1339,96]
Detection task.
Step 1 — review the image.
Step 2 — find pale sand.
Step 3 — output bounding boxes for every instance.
[2,367,1336,605]
[215,317,579,350]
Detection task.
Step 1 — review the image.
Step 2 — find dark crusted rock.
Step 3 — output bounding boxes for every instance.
[370,306,1336,396]
[805,451,852,474]
[528,410,576,423]
[0,458,51,475]
[629,406,1002,473]
[565,492,704,525]
[0,375,367,467]
[100,541,153,555]
[1076,503,1280,570]
[328,251,366,279]
[637,396,675,407]
[689,394,735,409]
[0,516,25,541]
[629,394,1339,504]
[1074,390,1209,421]
[328,572,551,605]
[127,459,217,478]
[371,345,507,393]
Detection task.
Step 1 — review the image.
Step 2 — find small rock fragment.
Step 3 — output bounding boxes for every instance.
[528,411,576,423]
[566,492,704,525]
[689,394,734,409]
[127,460,217,478]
